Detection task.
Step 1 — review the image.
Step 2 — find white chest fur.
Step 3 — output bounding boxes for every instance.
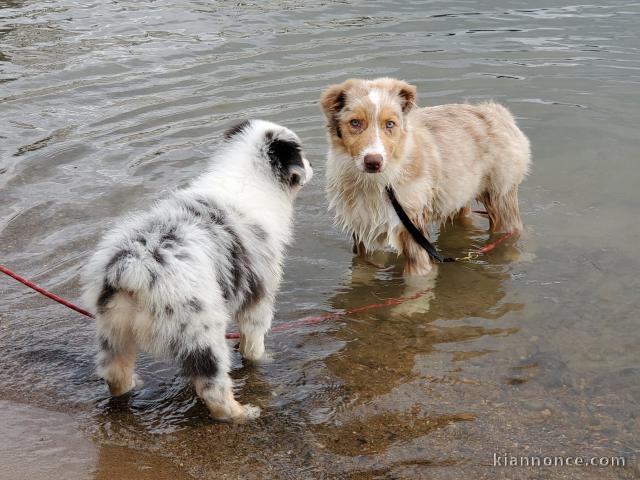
[326,151,403,253]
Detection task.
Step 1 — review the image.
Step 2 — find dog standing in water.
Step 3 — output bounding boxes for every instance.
[82,120,312,422]
[321,78,530,275]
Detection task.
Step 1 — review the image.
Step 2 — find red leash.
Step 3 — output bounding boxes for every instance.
[226,288,430,339]
[478,230,515,254]
[0,263,428,340]
[0,231,515,339]
[0,264,95,319]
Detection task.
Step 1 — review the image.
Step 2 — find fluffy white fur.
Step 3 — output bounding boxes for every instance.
[82,119,312,422]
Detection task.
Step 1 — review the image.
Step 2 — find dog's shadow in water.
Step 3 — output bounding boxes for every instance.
[322,216,525,403]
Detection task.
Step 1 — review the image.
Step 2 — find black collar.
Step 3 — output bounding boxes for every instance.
[385,186,454,263]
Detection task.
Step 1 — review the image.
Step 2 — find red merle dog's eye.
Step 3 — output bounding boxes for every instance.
[349,119,361,128]
[385,120,395,129]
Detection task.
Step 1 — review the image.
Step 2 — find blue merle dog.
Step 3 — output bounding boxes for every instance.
[82,120,313,421]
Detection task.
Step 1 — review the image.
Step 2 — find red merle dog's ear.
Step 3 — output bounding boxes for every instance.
[320,84,347,118]
[320,83,349,139]
[395,80,417,114]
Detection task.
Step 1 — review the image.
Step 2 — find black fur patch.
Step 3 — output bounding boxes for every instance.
[181,347,218,378]
[105,249,134,274]
[209,208,225,225]
[331,92,346,138]
[215,222,267,309]
[160,227,180,247]
[267,138,304,186]
[217,269,233,301]
[148,269,158,288]
[225,224,249,293]
[97,282,117,314]
[183,197,226,228]
[98,335,112,353]
[135,236,147,246]
[165,305,174,316]
[240,270,265,311]
[181,200,203,218]
[187,297,203,313]
[152,248,165,265]
[224,120,251,140]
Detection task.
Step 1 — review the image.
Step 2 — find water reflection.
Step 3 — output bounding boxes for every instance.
[312,220,523,455]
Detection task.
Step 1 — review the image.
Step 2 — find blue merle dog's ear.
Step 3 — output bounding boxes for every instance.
[266,136,307,187]
[224,120,251,140]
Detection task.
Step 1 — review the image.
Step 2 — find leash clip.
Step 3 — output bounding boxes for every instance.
[456,251,480,262]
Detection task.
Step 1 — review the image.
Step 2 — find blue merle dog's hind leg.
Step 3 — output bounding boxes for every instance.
[95,293,142,396]
[238,296,274,363]
[179,307,261,421]
[192,369,261,422]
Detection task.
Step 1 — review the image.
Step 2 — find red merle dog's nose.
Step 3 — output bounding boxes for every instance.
[363,153,383,173]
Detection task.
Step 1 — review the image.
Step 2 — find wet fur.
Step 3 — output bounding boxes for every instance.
[321,77,531,275]
[82,119,312,421]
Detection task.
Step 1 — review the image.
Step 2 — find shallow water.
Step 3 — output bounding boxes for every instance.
[1,0,639,478]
